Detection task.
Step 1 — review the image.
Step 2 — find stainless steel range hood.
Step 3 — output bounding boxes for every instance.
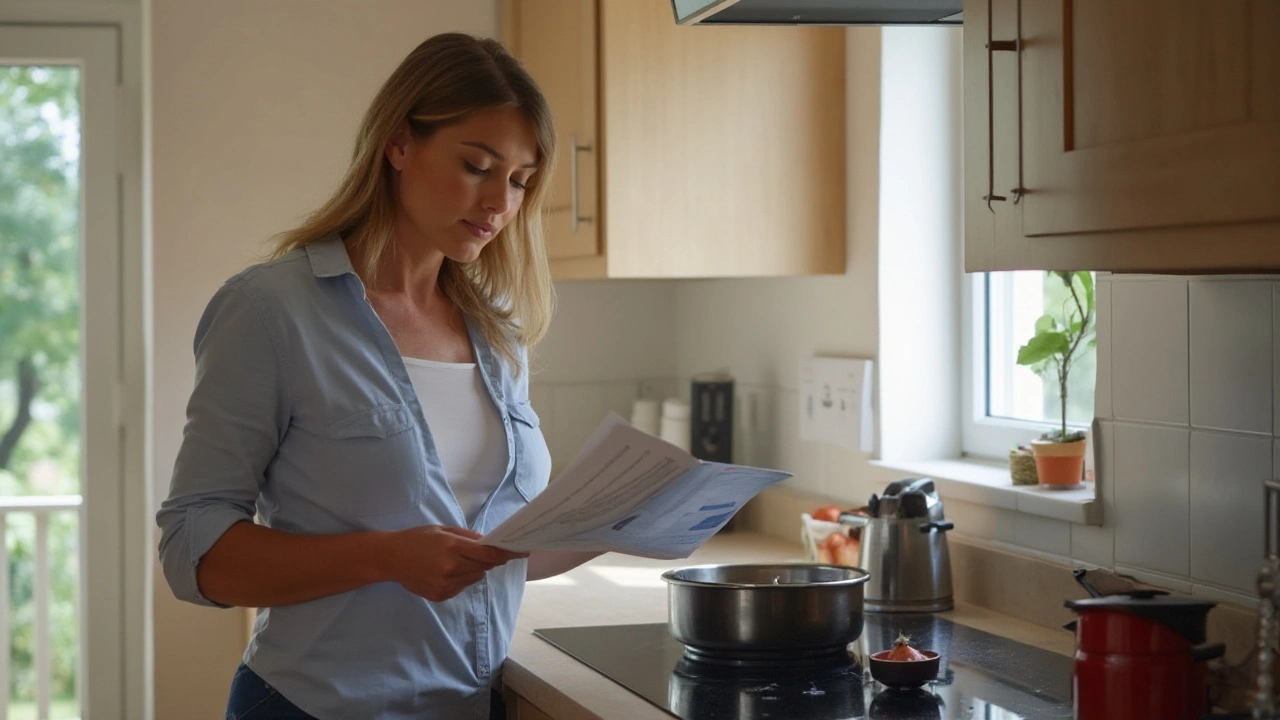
[673,0,963,26]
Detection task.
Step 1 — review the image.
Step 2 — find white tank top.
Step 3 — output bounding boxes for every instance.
[401,356,508,523]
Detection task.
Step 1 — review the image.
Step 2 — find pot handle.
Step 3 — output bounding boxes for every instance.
[919,521,955,533]
[1190,642,1226,663]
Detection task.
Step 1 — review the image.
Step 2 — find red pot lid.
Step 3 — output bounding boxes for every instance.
[1064,590,1215,645]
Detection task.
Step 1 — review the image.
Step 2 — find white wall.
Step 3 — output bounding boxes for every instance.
[149,2,495,717]
[671,27,893,498]
[529,280,678,468]
[876,26,963,462]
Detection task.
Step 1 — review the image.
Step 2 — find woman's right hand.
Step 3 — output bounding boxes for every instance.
[380,525,527,602]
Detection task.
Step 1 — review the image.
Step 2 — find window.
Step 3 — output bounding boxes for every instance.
[962,271,1097,459]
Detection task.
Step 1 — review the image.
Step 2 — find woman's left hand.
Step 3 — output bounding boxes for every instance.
[379,525,527,602]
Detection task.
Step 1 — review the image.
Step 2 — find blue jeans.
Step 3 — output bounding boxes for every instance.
[225,664,317,720]
[226,663,509,719]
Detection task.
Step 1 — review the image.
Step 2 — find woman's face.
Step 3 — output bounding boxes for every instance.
[385,106,538,264]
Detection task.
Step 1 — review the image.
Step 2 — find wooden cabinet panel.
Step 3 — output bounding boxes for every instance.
[599,0,846,278]
[504,0,600,262]
[1021,0,1280,236]
[964,0,1280,272]
[503,0,846,279]
[513,696,555,720]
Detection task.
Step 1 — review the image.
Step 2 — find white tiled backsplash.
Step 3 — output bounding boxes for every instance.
[1093,276,1275,602]
[530,379,808,487]
[527,378,679,469]
[532,275,1278,607]
[954,276,1276,604]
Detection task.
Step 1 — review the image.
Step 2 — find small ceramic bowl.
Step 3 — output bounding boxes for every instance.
[868,649,941,688]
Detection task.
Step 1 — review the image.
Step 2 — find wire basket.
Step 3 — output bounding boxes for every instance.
[800,513,860,566]
[1009,446,1039,486]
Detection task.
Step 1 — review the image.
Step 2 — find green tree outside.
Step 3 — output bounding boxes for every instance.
[1040,271,1096,428]
[1,63,84,714]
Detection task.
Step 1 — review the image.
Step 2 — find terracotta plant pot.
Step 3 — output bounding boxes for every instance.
[1030,437,1087,489]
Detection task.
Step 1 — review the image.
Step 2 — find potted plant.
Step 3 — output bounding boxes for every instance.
[1016,271,1095,489]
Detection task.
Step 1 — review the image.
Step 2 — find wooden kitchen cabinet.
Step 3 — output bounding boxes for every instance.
[502,686,557,720]
[501,0,846,279]
[964,0,1280,272]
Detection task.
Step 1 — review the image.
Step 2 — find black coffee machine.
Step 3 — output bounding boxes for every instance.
[690,372,733,463]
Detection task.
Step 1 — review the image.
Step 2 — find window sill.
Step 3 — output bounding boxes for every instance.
[870,457,1101,526]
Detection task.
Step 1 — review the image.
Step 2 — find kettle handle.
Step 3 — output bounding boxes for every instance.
[919,521,955,533]
[1190,642,1226,663]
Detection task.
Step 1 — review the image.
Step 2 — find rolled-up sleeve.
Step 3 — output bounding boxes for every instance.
[156,278,289,607]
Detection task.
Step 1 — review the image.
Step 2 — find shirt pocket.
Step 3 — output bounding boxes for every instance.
[507,400,551,503]
[322,404,424,516]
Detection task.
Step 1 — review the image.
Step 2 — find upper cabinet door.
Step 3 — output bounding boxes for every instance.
[599,0,846,278]
[965,0,1280,272]
[1021,0,1280,236]
[506,0,845,279]
[503,0,600,262]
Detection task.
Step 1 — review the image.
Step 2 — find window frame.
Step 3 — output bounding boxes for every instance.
[0,9,149,719]
[960,272,1093,460]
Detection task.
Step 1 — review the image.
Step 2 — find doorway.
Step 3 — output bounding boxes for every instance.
[0,25,124,720]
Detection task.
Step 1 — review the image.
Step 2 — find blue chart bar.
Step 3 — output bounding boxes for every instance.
[689,511,734,531]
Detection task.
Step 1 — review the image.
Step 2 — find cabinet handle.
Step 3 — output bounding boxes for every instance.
[571,133,594,233]
[984,0,1024,211]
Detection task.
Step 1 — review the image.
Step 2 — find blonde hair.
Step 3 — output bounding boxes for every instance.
[271,33,556,372]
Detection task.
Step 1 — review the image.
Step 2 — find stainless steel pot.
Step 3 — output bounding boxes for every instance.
[660,563,871,654]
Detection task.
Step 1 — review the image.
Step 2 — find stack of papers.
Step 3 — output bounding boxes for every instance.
[483,413,792,560]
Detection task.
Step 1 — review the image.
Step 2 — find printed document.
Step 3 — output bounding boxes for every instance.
[483,413,792,559]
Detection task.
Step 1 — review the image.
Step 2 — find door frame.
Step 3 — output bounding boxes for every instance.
[0,4,148,720]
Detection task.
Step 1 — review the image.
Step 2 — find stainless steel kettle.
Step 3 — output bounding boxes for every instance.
[840,478,954,613]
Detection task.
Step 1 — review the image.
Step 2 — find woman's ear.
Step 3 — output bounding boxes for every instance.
[384,125,412,171]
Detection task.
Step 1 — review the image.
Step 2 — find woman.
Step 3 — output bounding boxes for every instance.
[157,33,594,720]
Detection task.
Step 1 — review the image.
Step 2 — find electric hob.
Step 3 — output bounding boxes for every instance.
[535,614,1073,719]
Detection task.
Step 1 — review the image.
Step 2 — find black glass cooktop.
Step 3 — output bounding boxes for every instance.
[535,614,1073,719]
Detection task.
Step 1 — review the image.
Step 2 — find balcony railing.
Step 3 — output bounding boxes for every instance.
[0,495,83,720]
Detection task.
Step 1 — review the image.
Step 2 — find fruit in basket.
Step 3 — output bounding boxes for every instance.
[816,530,860,566]
[814,531,841,563]
[811,504,842,522]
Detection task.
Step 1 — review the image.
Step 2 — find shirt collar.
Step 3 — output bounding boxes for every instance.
[305,235,356,278]
[305,235,512,386]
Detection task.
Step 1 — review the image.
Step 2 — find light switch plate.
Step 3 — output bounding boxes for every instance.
[799,357,874,452]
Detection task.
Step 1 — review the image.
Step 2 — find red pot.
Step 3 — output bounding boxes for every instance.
[1065,590,1224,720]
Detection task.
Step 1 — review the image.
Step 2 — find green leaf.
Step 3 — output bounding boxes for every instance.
[1077,271,1095,313]
[1034,314,1058,333]
[1017,331,1069,366]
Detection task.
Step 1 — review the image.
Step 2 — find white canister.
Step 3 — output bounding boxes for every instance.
[659,398,691,452]
[630,398,662,436]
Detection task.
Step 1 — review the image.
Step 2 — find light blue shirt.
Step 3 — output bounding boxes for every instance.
[156,236,552,720]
